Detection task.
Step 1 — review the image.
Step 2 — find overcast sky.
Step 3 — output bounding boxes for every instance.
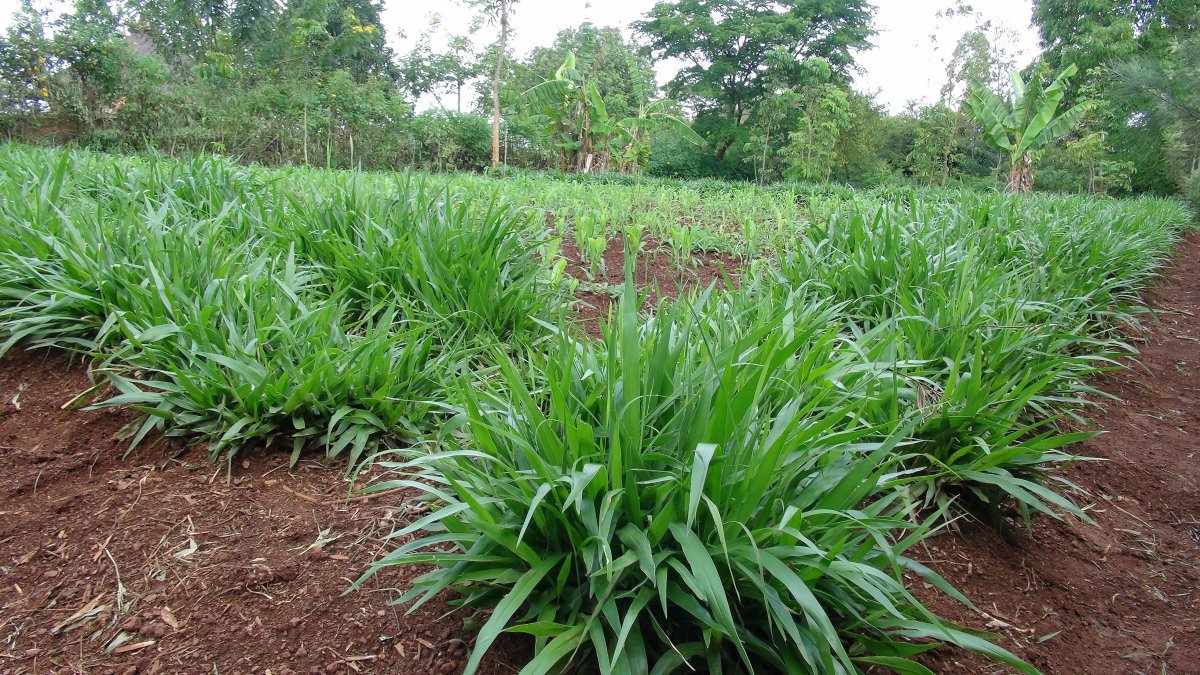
[0,0,1042,112]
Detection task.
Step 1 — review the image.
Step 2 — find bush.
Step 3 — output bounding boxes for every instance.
[647,130,755,182]
[408,109,492,173]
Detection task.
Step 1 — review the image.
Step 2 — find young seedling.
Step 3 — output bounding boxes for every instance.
[741,216,760,261]
[585,235,607,279]
[668,223,695,274]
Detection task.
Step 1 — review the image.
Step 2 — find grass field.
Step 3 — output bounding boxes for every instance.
[0,143,1192,673]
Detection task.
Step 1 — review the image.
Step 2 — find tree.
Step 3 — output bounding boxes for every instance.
[0,0,54,117]
[471,0,517,169]
[1033,0,1200,193]
[1035,77,1135,195]
[1060,127,1135,195]
[742,55,854,184]
[397,15,483,111]
[54,0,125,126]
[742,48,798,183]
[779,65,853,183]
[314,0,396,81]
[476,24,663,170]
[967,63,1090,192]
[635,0,874,161]
[127,0,394,82]
[229,0,282,51]
[443,34,482,113]
[128,0,230,59]
[519,50,700,173]
[1112,20,1200,201]
[908,104,961,186]
[829,92,887,185]
[940,22,1021,106]
[607,55,702,174]
[611,97,702,174]
[1034,0,1197,88]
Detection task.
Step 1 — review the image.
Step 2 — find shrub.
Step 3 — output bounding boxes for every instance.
[409,109,492,173]
[648,130,755,182]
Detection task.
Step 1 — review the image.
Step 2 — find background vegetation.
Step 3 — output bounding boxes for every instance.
[0,0,1197,202]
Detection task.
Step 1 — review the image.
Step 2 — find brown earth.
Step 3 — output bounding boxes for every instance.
[560,237,741,337]
[0,350,522,674]
[1,233,1198,674]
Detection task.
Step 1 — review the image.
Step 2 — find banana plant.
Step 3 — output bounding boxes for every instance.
[610,53,704,174]
[610,99,704,174]
[967,63,1090,192]
[521,51,703,174]
[520,52,615,173]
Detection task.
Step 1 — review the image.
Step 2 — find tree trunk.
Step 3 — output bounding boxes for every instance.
[577,103,591,173]
[1007,153,1035,193]
[491,1,509,170]
[759,122,770,185]
[714,136,735,162]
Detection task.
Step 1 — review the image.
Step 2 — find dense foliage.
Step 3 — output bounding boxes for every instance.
[635,0,875,163]
[0,145,566,461]
[1033,0,1200,197]
[0,0,1196,202]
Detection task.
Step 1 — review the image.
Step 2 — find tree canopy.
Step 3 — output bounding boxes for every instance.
[1032,0,1200,192]
[635,0,874,159]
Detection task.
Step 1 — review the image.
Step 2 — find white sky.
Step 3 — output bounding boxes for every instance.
[0,0,1042,112]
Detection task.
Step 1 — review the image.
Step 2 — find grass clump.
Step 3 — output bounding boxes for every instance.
[356,271,1035,674]
[777,195,1190,524]
[280,177,562,342]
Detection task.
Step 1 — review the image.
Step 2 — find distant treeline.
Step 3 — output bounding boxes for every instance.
[0,0,1195,201]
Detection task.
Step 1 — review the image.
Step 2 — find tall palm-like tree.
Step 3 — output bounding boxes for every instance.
[967,63,1089,192]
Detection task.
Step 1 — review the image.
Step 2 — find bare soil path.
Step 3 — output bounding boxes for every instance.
[918,231,1200,674]
[1,233,1198,674]
[0,350,513,674]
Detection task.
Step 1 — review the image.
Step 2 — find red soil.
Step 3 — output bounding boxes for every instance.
[0,351,518,674]
[559,237,740,337]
